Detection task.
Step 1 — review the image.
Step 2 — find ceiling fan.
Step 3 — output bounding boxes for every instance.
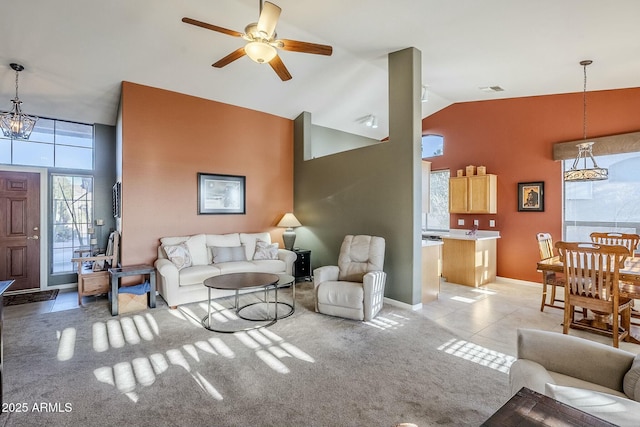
[182,0,333,81]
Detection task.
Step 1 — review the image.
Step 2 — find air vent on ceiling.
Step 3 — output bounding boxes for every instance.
[479,86,505,92]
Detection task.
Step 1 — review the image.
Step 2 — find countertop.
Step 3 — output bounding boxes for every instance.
[422,229,500,241]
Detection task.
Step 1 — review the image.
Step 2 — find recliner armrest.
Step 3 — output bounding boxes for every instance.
[313,266,339,289]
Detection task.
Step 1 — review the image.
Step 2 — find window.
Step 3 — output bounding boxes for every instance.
[426,169,450,230]
[422,134,444,158]
[563,152,640,240]
[51,175,94,274]
[0,118,93,170]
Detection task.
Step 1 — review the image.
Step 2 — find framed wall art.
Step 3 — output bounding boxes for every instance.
[518,181,544,212]
[198,173,246,214]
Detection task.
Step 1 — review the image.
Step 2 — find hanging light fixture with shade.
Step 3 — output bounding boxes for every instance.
[563,60,608,182]
[0,63,38,140]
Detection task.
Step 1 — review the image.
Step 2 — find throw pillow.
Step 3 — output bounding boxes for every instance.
[624,354,640,401]
[211,246,247,263]
[253,239,279,260]
[164,243,192,270]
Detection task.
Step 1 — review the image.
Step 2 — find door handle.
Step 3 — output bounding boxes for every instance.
[27,235,39,240]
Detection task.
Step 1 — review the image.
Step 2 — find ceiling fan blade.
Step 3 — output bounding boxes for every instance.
[257,1,281,39]
[277,39,333,56]
[269,55,292,81]
[182,17,243,38]
[212,47,247,68]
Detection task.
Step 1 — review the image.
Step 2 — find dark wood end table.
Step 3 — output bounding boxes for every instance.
[109,264,156,316]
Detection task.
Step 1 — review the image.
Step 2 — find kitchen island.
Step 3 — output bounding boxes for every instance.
[424,230,500,287]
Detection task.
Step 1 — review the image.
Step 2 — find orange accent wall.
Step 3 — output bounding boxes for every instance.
[119,82,294,266]
[423,87,640,283]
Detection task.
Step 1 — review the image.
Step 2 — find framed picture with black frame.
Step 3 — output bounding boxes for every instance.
[197,173,246,215]
[518,181,544,212]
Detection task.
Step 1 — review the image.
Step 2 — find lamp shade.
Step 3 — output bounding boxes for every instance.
[277,213,301,228]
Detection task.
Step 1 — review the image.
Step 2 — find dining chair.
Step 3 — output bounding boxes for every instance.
[537,232,565,311]
[589,232,640,256]
[555,241,632,348]
[591,232,640,325]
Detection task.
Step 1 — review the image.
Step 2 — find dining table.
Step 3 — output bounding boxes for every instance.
[537,255,640,344]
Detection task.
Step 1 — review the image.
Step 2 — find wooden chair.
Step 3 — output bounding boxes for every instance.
[71,231,120,305]
[537,233,565,311]
[555,241,632,348]
[591,232,640,325]
[590,232,640,256]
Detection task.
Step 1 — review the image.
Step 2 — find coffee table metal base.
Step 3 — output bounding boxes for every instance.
[202,286,279,333]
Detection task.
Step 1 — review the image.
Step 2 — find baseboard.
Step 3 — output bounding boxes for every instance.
[383,297,422,311]
[495,276,540,288]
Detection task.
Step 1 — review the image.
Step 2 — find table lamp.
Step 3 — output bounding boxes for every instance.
[277,213,302,250]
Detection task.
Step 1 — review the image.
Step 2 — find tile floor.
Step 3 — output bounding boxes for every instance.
[4,279,640,356]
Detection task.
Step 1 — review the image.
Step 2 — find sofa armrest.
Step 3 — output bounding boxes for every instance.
[154,258,179,306]
[362,271,386,321]
[509,359,555,396]
[278,249,297,275]
[516,328,635,392]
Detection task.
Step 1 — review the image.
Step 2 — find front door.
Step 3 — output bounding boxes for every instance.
[0,171,40,291]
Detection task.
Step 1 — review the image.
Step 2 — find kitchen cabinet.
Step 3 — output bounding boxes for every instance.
[449,174,497,214]
[442,237,497,287]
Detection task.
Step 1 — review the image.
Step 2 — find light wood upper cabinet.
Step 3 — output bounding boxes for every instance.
[449,174,497,214]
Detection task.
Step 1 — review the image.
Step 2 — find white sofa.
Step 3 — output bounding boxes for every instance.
[154,232,296,308]
[509,328,640,426]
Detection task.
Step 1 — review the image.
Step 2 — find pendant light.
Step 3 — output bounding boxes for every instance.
[563,60,608,182]
[0,63,38,140]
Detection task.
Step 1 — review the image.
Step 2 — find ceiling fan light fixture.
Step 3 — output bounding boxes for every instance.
[245,41,277,63]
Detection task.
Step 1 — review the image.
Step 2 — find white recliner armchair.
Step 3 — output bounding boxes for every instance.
[313,235,386,321]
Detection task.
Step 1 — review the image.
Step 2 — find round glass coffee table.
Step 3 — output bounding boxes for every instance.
[237,274,296,320]
[202,272,280,333]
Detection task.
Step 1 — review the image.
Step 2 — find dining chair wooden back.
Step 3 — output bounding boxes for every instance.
[537,233,564,312]
[590,232,640,256]
[555,241,632,347]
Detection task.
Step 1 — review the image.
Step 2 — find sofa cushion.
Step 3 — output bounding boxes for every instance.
[178,265,221,286]
[240,232,272,260]
[623,354,640,401]
[205,233,242,263]
[211,246,246,263]
[215,261,261,274]
[251,259,286,273]
[185,234,208,266]
[545,383,640,426]
[253,239,279,260]
[548,371,627,398]
[164,243,192,270]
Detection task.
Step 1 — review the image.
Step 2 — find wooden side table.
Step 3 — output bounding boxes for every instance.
[109,264,156,316]
[293,249,311,281]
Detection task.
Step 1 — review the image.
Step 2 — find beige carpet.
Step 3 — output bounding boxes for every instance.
[2,284,511,426]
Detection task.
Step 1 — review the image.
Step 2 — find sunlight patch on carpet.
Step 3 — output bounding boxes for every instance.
[437,338,515,373]
[107,319,126,348]
[56,327,76,361]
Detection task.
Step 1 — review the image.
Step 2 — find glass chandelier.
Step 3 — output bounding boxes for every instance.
[0,63,38,140]
[564,60,608,182]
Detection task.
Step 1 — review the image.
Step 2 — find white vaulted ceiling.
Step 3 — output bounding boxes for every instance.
[1,0,639,139]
